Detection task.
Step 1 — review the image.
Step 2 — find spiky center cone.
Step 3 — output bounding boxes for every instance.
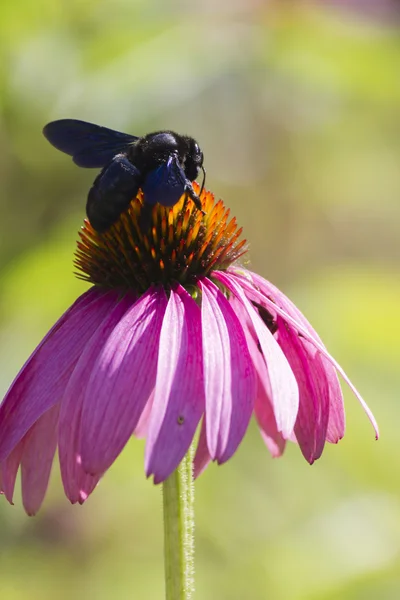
[75,185,247,294]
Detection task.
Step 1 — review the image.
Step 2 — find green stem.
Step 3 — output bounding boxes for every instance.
[162,443,195,600]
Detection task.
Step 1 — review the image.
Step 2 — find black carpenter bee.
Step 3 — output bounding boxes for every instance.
[43,119,206,232]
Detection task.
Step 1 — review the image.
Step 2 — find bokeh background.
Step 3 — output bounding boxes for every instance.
[1,1,399,598]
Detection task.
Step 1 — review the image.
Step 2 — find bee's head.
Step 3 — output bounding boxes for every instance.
[183,137,204,182]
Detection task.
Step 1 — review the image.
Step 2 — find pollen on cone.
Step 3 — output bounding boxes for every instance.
[75,185,247,293]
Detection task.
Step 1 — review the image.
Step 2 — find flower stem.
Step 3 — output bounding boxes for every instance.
[162,443,195,599]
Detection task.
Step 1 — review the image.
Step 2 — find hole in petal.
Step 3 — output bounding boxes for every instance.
[251,301,278,335]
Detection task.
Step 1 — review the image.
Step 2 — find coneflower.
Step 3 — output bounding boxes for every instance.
[0,186,378,518]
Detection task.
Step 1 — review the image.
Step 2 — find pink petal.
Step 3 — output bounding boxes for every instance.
[232,267,346,442]
[215,271,299,439]
[229,268,378,440]
[325,362,346,443]
[59,403,100,505]
[80,288,167,475]
[1,442,24,505]
[145,285,205,483]
[193,418,211,478]
[256,396,286,458]
[199,278,256,463]
[276,317,329,463]
[0,288,118,463]
[133,391,154,439]
[59,295,135,503]
[20,404,60,515]
[248,270,346,442]
[228,294,286,457]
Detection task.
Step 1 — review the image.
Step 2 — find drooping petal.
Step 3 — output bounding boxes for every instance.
[133,391,154,439]
[145,285,205,483]
[193,418,211,478]
[80,288,167,475]
[246,338,286,455]
[199,278,256,463]
[0,289,118,463]
[228,294,286,457]
[59,403,101,505]
[1,442,24,505]
[215,271,299,439]
[0,404,60,512]
[234,268,347,442]
[231,267,346,442]
[324,360,346,443]
[20,404,60,515]
[256,393,286,458]
[234,268,323,336]
[59,295,134,503]
[276,317,330,463]
[228,268,378,439]
[244,269,346,441]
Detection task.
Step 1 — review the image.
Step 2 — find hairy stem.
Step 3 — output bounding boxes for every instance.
[162,444,195,599]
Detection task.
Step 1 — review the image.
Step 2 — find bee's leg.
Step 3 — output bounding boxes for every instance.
[185,182,206,215]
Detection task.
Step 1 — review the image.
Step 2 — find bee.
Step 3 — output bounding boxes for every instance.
[43,119,206,232]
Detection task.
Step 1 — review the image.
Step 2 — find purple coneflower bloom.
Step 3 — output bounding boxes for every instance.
[0,188,378,514]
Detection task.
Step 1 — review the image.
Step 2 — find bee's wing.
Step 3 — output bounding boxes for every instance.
[43,119,138,168]
[142,155,186,207]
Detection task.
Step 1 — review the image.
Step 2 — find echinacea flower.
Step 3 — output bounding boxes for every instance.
[0,187,378,515]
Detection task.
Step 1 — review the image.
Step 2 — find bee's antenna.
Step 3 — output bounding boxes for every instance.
[199,165,206,197]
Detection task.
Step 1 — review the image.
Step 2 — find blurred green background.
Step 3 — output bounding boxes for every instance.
[1,1,399,598]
